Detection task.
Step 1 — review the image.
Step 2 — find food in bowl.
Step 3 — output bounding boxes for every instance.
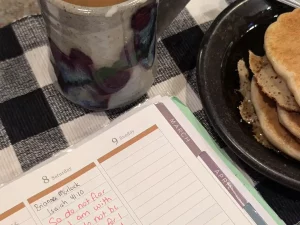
[238,9,300,160]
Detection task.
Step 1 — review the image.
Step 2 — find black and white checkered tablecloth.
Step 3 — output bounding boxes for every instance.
[1,0,300,224]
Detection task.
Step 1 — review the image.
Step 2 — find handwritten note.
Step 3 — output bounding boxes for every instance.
[0,99,279,225]
[27,164,134,225]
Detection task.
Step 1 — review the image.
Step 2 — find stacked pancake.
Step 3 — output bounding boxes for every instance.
[240,9,300,160]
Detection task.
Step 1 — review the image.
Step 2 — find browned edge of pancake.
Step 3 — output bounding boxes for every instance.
[277,106,300,140]
[249,51,300,112]
[237,59,272,148]
[251,78,300,161]
[264,9,300,108]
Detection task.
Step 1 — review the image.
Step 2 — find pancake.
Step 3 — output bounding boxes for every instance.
[265,9,300,108]
[251,78,300,161]
[248,51,268,74]
[237,59,272,148]
[277,106,300,140]
[249,51,300,112]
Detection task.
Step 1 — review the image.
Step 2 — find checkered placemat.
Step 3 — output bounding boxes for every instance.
[1,0,300,224]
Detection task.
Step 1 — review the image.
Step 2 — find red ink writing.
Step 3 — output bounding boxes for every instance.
[108,205,118,213]
[94,211,107,223]
[103,197,112,204]
[65,209,75,218]
[91,190,105,202]
[106,218,124,225]
[106,207,122,225]
[93,197,113,211]
[107,218,116,225]
[78,198,91,209]
[77,211,90,220]
[48,217,62,225]
[45,188,126,225]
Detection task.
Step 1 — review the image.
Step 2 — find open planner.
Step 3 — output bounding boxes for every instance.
[0,96,284,225]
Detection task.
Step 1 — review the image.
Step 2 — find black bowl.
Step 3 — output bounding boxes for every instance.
[196,0,300,190]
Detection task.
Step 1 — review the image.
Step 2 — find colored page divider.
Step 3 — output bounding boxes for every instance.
[98,125,158,163]
[0,203,25,221]
[28,163,96,204]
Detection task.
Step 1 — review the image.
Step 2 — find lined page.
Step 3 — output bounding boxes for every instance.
[0,98,279,225]
[0,203,36,225]
[99,128,233,225]
[27,163,135,225]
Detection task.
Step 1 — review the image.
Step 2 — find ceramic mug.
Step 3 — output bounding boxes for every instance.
[39,0,159,110]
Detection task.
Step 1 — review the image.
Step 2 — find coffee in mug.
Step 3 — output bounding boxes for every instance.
[39,0,158,110]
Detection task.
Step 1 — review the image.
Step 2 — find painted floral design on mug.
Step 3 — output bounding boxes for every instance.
[131,2,157,69]
[49,2,158,110]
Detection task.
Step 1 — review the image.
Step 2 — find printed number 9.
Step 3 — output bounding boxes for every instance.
[42,176,50,184]
[112,138,118,145]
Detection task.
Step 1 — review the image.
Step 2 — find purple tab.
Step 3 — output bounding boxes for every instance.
[200,151,247,207]
[156,102,247,208]
[156,103,201,156]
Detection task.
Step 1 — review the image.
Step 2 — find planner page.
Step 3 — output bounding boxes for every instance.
[0,97,279,225]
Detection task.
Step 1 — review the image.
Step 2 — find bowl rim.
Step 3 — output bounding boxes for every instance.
[196,0,300,190]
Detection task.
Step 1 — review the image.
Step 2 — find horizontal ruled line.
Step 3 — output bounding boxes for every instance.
[39,183,121,224]
[203,212,223,225]
[86,211,131,225]
[186,203,218,225]
[106,134,164,171]
[20,217,34,225]
[123,158,181,195]
[140,181,201,218]
[112,143,172,181]
[106,136,163,173]
[91,212,130,225]
[60,196,122,225]
[166,195,211,225]
[41,179,110,221]
[220,219,230,225]
[39,172,102,211]
[128,165,188,202]
[0,203,25,221]
[133,171,193,210]
[28,163,96,204]
[98,125,158,163]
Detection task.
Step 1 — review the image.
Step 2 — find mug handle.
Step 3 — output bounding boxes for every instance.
[157,0,191,37]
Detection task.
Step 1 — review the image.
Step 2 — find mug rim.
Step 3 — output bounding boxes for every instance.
[45,0,149,16]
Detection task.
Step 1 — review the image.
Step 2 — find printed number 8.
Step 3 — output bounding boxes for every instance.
[42,176,50,184]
